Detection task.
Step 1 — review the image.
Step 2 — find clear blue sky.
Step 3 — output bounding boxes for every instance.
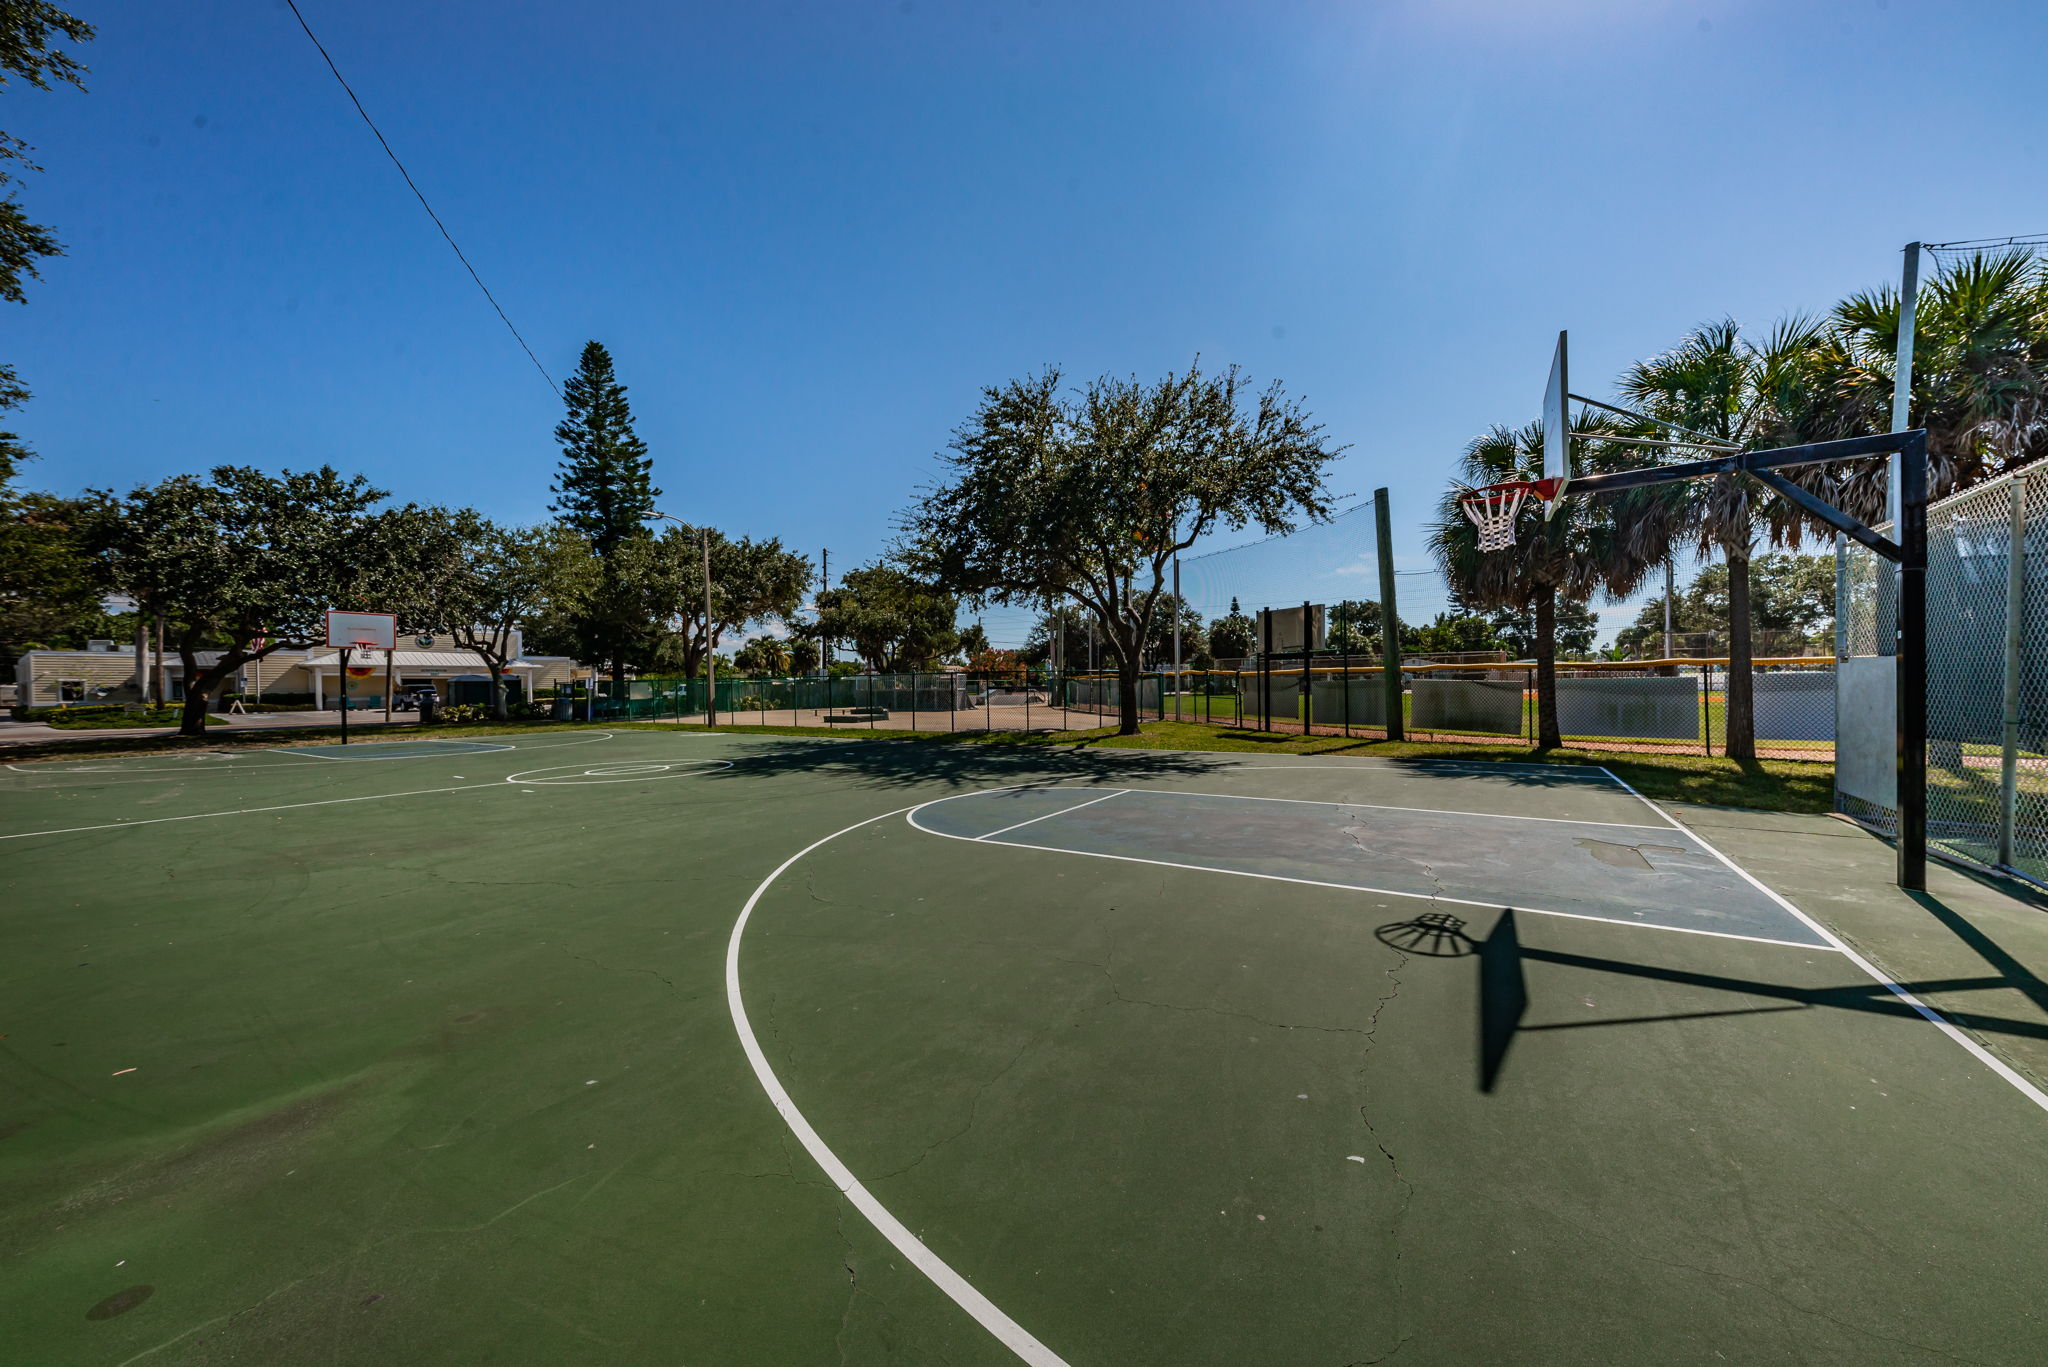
[12,0,2048,646]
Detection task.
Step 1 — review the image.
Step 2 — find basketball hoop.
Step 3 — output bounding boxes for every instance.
[1460,479,1558,551]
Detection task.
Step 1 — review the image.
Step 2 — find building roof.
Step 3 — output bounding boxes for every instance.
[304,651,544,670]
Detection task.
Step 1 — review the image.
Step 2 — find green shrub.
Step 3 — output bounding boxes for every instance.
[15,704,128,722]
[31,706,225,729]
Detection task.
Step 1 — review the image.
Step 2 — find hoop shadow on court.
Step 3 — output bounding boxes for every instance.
[1376,909,2048,1094]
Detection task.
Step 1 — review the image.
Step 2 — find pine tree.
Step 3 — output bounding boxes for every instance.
[549,341,659,687]
[550,341,657,555]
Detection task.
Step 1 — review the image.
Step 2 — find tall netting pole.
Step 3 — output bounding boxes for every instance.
[1375,488,1404,741]
[1173,557,1183,722]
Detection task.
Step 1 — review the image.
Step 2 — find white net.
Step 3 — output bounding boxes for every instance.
[1461,486,1526,552]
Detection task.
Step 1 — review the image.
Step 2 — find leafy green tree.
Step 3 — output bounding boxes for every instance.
[550,341,658,686]
[1430,417,1668,747]
[1142,594,1205,667]
[1412,611,1509,655]
[786,636,821,675]
[550,341,657,554]
[634,522,811,678]
[95,467,461,736]
[1208,597,1257,661]
[436,520,587,719]
[1614,553,1835,657]
[0,0,91,308]
[953,621,991,666]
[1022,603,1088,669]
[0,485,110,667]
[810,562,959,672]
[732,635,790,676]
[902,363,1343,734]
[0,1,94,475]
[1327,598,1404,654]
[1482,601,1593,659]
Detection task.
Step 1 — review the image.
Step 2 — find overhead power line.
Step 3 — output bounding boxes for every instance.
[1922,233,2048,253]
[283,0,561,399]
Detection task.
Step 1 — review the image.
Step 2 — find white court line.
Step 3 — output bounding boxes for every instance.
[3,728,621,776]
[974,788,1128,841]
[1596,766,2048,1116]
[0,780,513,841]
[1125,786,1673,832]
[727,790,1072,1367]
[0,733,640,841]
[1234,760,1617,779]
[1228,757,1615,776]
[906,792,1833,952]
[279,741,514,762]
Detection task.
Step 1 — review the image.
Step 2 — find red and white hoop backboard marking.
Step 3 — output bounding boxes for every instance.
[325,610,396,652]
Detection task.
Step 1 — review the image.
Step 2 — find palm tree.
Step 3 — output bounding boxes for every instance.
[1814,250,2048,503]
[1773,248,2048,537]
[1618,318,1833,761]
[1430,416,1671,748]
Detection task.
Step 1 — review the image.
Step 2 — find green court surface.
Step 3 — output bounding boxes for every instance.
[5,728,2048,1365]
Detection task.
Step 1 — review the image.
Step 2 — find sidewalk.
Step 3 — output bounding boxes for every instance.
[0,708,400,747]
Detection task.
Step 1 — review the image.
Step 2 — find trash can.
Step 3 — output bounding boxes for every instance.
[552,696,574,721]
[418,692,438,724]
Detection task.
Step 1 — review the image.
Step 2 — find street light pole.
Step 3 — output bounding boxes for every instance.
[647,511,717,728]
[701,527,716,727]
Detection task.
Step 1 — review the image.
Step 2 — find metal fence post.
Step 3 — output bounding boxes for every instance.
[1703,662,1714,757]
[1261,608,1273,733]
[1342,652,1351,737]
[2001,476,2028,868]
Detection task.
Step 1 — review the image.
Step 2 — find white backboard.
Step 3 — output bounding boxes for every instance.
[1258,605,1326,654]
[1543,330,1569,516]
[326,610,396,651]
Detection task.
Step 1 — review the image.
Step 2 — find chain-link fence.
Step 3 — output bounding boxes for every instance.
[1840,457,2048,885]
[1177,657,1835,758]
[576,670,1171,733]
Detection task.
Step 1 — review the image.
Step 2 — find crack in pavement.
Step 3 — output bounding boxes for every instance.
[568,952,676,991]
[866,1016,1063,1183]
[1353,943,1415,1367]
[1054,948,1377,1039]
[835,1204,860,1367]
[1533,1204,1995,1365]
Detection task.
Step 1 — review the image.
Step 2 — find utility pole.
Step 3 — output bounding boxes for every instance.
[819,548,830,673]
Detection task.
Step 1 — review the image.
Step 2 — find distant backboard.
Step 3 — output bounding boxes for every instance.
[1542,330,1569,517]
[1258,605,1326,654]
[326,610,396,651]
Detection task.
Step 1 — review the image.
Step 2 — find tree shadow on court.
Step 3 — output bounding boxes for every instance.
[701,734,1231,792]
[1376,909,2048,1094]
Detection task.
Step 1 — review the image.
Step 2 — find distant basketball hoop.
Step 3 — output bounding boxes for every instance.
[1458,478,1561,551]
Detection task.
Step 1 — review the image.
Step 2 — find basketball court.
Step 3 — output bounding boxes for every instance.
[4,727,2048,1364]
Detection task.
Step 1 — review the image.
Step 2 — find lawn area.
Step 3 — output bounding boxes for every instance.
[1006,719,1838,813]
[0,714,1837,813]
